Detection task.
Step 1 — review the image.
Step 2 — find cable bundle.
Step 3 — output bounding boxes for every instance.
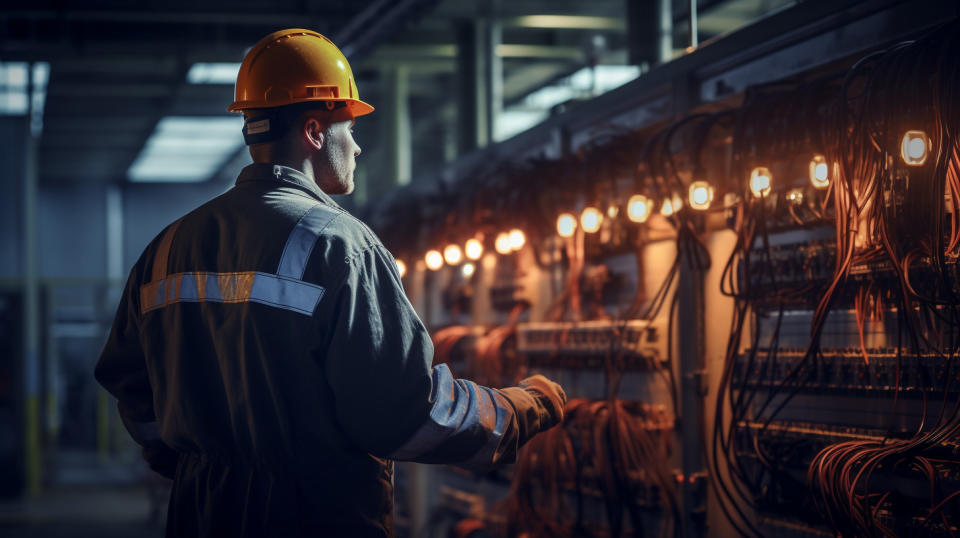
[709,20,960,537]
[504,398,678,538]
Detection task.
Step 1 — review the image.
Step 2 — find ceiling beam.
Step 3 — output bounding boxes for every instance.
[503,15,625,30]
[364,43,583,61]
[2,9,335,26]
[45,83,171,98]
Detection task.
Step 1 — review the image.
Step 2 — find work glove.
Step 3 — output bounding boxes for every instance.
[500,374,567,447]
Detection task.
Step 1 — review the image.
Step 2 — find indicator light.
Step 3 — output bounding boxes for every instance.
[688,181,714,210]
[495,232,512,254]
[464,238,483,260]
[901,130,930,166]
[809,155,830,188]
[750,167,772,197]
[425,250,443,270]
[508,229,525,250]
[660,198,674,217]
[580,207,603,233]
[443,244,463,265]
[557,213,577,237]
[627,195,652,223]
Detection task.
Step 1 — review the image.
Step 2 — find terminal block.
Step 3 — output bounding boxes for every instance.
[733,348,960,395]
[516,319,665,370]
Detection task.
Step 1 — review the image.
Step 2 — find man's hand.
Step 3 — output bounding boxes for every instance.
[500,375,567,447]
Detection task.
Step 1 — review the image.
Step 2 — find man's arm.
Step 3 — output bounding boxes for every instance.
[320,243,565,470]
[94,268,178,479]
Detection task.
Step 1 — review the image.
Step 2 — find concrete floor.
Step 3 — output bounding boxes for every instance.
[0,484,165,538]
[0,450,168,538]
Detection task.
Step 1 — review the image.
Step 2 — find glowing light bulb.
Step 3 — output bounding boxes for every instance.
[750,167,772,198]
[443,244,463,265]
[464,238,483,260]
[809,155,830,188]
[901,130,930,166]
[557,213,577,237]
[462,262,476,277]
[508,229,526,250]
[688,181,714,210]
[660,198,673,216]
[580,207,603,233]
[425,250,443,271]
[495,232,512,254]
[627,195,652,223]
[787,188,804,204]
[607,205,619,218]
[395,259,406,278]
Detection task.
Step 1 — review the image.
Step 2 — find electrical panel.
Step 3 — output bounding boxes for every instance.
[378,10,960,538]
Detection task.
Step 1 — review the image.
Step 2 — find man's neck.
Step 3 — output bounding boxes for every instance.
[253,155,319,187]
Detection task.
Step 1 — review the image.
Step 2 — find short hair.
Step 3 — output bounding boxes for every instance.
[241,102,339,146]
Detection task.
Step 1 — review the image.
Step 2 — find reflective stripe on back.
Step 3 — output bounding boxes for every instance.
[140,271,325,316]
[138,202,339,316]
[151,220,183,282]
[276,204,341,279]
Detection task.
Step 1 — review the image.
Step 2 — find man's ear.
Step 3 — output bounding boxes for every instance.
[304,117,325,151]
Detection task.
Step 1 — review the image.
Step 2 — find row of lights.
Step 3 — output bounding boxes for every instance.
[746,130,929,199]
[553,152,843,238]
[399,229,528,275]
[395,132,930,277]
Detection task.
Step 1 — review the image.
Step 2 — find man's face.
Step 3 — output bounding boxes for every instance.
[315,119,361,195]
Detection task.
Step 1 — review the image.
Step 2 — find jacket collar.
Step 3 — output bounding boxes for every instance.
[235,163,342,209]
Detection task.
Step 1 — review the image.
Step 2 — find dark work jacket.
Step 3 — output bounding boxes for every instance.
[95,164,523,538]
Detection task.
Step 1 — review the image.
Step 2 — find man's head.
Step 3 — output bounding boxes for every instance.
[244,106,361,194]
[228,29,373,194]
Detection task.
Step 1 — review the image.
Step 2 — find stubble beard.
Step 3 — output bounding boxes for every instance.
[318,143,354,195]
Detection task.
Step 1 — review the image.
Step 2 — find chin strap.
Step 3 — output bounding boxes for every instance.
[242,101,348,146]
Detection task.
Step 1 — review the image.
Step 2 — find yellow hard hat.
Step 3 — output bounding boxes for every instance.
[227,28,374,117]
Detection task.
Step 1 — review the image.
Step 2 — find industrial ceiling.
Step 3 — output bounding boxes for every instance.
[0,0,779,189]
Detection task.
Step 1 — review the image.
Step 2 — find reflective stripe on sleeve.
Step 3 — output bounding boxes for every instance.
[389,364,510,468]
[119,415,162,446]
[140,271,325,316]
[277,204,341,279]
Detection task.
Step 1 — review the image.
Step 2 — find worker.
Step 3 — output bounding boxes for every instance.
[94,28,567,538]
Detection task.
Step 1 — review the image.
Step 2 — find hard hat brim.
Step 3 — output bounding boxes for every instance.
[228,98,374,117]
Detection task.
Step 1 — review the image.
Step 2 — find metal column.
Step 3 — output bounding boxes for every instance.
[22,63,41,495]
[384,65,412,186]
[677,244,707,537]
[485,11,502,143]
[455,8,500,153]
[626,0,673,67]
[456,20,485,153]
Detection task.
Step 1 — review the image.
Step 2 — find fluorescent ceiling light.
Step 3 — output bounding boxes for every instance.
[0,62,30,115]
[496,44,582,59]
[0,62,49,133]
[522,65,640,110]
[511,15,626,30]
[524,85,578,110]
[572,65,642,93]
[494,65,641,142]
[495,110,548,141]
[30,63,50,134]
[186,62,241,84]
[128,116,243,182]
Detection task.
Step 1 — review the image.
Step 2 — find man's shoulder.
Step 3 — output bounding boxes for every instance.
[308,205,386,270]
